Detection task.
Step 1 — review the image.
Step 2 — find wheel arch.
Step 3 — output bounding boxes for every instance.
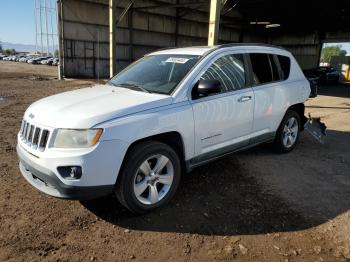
[287,103,307,129]
[116,131,186,184]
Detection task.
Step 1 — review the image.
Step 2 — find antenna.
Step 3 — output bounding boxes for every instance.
[45,0,49,54]
[34,0,37,53]
[34,0,58,55]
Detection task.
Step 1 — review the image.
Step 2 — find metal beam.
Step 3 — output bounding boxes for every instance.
[128,3,134,62]
[109,0,116,78]
[117,1,133,25]
[133,1,207,10]
[57,0,64,80]
[175,0,179,46]
[208,0,221,46]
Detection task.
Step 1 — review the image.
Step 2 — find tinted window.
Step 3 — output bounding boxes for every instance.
[277,55,291,80]
[269,55,280,81]
[250,53,273,85]
[200,54,246,92]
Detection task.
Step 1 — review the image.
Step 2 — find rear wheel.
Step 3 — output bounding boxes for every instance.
[115,141,181,214]
[273,110,301,153]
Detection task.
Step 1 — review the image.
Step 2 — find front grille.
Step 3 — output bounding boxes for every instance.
[33,128,41,145]
[20,120,50,150]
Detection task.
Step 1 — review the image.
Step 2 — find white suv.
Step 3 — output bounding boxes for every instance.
[17,44,310,214]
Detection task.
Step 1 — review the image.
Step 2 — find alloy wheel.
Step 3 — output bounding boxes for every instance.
[282,116,299,148]
[133,154,174,205]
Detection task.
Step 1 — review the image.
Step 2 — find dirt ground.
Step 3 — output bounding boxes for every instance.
[0,61,349,262]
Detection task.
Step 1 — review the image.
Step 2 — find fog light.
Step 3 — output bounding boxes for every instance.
[57,166,82,180]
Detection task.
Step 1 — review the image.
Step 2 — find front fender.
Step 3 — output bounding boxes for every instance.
[96,102,195,160]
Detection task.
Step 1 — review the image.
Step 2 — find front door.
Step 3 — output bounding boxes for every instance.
[191,53,254,158]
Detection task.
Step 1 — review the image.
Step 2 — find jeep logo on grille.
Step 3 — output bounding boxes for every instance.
[29,113,35,119]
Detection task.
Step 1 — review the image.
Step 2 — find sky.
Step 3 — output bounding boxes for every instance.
[0,0,57,46]
[0,0,36,45]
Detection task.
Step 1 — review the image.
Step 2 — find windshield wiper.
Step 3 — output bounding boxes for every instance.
[116,83,151,93]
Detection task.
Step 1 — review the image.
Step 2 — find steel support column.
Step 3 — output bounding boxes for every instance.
[109,0,116,78]
[57,0,64,80]
[208,0,221,46]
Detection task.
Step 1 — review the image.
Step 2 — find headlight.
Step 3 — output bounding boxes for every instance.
[53,129,103,148]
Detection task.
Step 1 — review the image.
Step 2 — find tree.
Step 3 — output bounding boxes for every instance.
[54,49,59,58]
[4,49,12,55]
[0,42,2,53]
[320,45,347,63]
[339,49,347,57]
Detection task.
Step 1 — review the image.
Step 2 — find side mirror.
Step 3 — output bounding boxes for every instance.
[195,79,221,98]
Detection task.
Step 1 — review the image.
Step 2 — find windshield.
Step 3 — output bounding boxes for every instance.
[109,54,201,95]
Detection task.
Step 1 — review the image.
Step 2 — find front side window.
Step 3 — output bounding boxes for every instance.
[200,54,246,92]
[109,54,201,95]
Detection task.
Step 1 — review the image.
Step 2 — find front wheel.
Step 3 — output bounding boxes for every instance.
[115,141,181,214]
[273,110,301,153]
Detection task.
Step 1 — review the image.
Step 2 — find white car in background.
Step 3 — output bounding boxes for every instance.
[19,56,33,63]
[3,56,13,61]
[17,44,311,214]
[41,58,54,65]
[51,58,59,66]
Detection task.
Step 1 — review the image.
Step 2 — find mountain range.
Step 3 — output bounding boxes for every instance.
[1,42,58,53]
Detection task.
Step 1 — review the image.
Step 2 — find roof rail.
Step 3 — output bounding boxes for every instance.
[215,43,287,50]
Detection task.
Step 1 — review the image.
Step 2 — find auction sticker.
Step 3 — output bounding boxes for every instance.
[165,57,189,64]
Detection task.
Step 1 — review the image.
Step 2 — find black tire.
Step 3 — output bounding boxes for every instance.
[115,141,181,214]
[273,110,301,153]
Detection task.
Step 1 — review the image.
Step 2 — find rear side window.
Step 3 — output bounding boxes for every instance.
[249,53,273,85]
[269,55,280,81]
[277,55,291,80]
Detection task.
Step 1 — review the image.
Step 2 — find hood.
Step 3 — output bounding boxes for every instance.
[24,85,172,128]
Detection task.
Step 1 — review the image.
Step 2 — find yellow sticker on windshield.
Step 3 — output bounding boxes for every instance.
[165,57,189,64]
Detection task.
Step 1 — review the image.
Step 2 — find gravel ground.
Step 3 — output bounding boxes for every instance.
[0,61,349,261]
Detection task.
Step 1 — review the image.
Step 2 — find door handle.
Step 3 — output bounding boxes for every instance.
[238,96,252,102]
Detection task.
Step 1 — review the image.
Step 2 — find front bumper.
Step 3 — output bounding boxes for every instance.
[18,157,113,200]
[17,137,129,200]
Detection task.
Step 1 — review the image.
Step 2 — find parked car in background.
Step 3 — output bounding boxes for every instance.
[0,55,7,60]
[28,57,50,64]
[3,55,14,61]
[303,70,319,98]
[318,66,340,84]
[27,57,37,64]
[33,57,48,64]
[41,58,54,65]
[305,66,340,85]
[51,58,59,66]
[19,56,32,63]
[15,56,25,62]
[17,44,312,214]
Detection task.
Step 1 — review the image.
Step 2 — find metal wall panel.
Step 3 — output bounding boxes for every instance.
[60,0,242,78]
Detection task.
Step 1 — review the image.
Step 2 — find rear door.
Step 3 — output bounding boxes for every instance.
[191,53,254,158]
[248,53,284,143]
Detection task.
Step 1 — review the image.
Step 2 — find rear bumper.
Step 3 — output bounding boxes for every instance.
[17,144,114,200]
